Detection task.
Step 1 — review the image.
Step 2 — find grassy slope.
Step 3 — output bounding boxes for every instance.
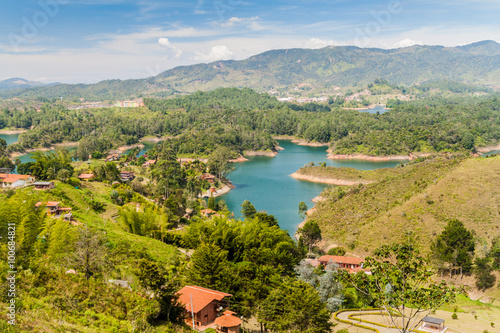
[309,155,500,255]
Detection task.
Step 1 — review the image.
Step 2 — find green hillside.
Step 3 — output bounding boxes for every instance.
[3,41,500,100]
[305,155,500,254]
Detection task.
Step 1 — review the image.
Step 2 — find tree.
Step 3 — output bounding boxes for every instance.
[241,200,257,219]
[340,243,462,333]
[257,278,333,333]
[298,201,308,219]
[70,228,110,279]
[327,247,347,256]
[431,219,475,274]
[474,257,496,291]
[57,168,71,182]
[295,260,344,311]
[297,220,322,253]
[188,242,231,291]
[208,146,234,180]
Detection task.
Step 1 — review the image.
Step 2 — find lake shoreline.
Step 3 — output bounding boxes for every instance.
[477,143,500,153]
[244,150,278,157]
[0,129,28,134]
[272,136,328,147]
[290,172,373,186]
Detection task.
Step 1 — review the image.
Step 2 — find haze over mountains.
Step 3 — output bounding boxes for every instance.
[2,40,499,100]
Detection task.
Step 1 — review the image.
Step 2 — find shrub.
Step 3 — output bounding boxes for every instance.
[452,313,458,320]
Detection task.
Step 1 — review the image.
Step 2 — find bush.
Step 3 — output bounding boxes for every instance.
[452,313,458,320]
[328,247,347,256]
[67,177,81,188]
[337,329,349,333]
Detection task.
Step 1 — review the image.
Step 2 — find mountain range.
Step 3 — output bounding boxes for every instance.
[2,40,500,100]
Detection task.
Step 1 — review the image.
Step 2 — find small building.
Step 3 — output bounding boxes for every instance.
[36,201,72,219]
[419,316,446,333]
[178,285,232,330]
[120,171,135,181]
[33,181,55,190]
[142,159,156,168]
[214,310,242,333]
[0,173,35,188]
[318,255,367,273]
[201,173,216,183]
[78,173,95,181]
[105,154,120,162]
[201,209,216,217]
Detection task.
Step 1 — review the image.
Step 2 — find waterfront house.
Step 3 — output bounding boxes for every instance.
[201,173,216,183]
[178,285,232,330]
[78,173,95,181]
[33,181,55,190]
[200,209,216,217]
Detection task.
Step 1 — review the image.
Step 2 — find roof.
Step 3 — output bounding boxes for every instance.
[36,201,60,207]
[34,182,53,185]
[318,255,364,266]
[78,173,94,179]
[0,174,32,183]
[178,285,232,314]
[304,259,321,268]
[422,316,445,325]
[214,311,242,328]
[201,209,216,214]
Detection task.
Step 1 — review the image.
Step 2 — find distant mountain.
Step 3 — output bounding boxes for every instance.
[0,77,49,91]
[2,40,500,99]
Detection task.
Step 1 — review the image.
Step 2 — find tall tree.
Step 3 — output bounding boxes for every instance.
[70,228,110,279]
[298,201,308,219]
[341,243,462,333]
[431,219,475,274]
[241,200,257,219]
[257,278,333,333]
[208,146,234,180]
[297,220,322,253]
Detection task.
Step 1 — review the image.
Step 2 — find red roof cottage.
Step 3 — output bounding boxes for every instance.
[178,285,232,330]
[214,310,242,333]
[318,255,369,274]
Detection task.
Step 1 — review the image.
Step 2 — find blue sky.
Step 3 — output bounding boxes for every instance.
[1,0,499,83]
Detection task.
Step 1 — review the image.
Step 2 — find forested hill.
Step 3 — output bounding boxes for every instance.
[2,40,500,100]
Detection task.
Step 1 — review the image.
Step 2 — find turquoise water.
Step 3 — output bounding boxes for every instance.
[219,140,403,234]
[0,133,20,146]
[360,105,389,114]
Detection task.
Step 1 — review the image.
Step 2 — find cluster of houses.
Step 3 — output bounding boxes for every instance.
[0,173,58,191]
[305,255,371,274]
[178,285,242,332]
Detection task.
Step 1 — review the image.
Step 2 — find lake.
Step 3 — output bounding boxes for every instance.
[219,140,403,234]
[0,133,20,146]
[359,105,389,114]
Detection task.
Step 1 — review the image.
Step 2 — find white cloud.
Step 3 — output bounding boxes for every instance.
[305,38,340,49]
[194,45,234,62]
[393,38,423,48]
[221,16,260,28]
[158,37,182,57]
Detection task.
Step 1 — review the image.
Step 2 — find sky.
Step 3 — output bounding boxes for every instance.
[1,0,499,83]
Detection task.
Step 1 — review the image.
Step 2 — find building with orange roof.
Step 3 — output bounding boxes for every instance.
[214,310,242,333]
[0,173,35,188]
[318,255,369,274]
[178,285,232,330]
[78,173,95,181]
[35,201,72,220]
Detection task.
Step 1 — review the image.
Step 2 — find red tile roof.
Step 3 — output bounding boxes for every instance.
[78,173,95,179]
[36,201,61,207]
[318,255,364,266]
[215,311,242,328]
[178,286,232,314]
[0,174,32,183]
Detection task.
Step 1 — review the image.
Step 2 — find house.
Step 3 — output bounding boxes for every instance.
[115,98,145,108]
[200,209,216,217]
[142,159,156,167]
[318,255,368,273]
[33,182,55,190]
[78,173,95,181]
[0,173,35,188]
[178,285,232,330]
[214,310,242,333]
[105,154,120,162]
[201,173,216,183]
[36,201,72,220]
[120,171,135,181]
[304,259,321,268]
[419,316,446,333]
